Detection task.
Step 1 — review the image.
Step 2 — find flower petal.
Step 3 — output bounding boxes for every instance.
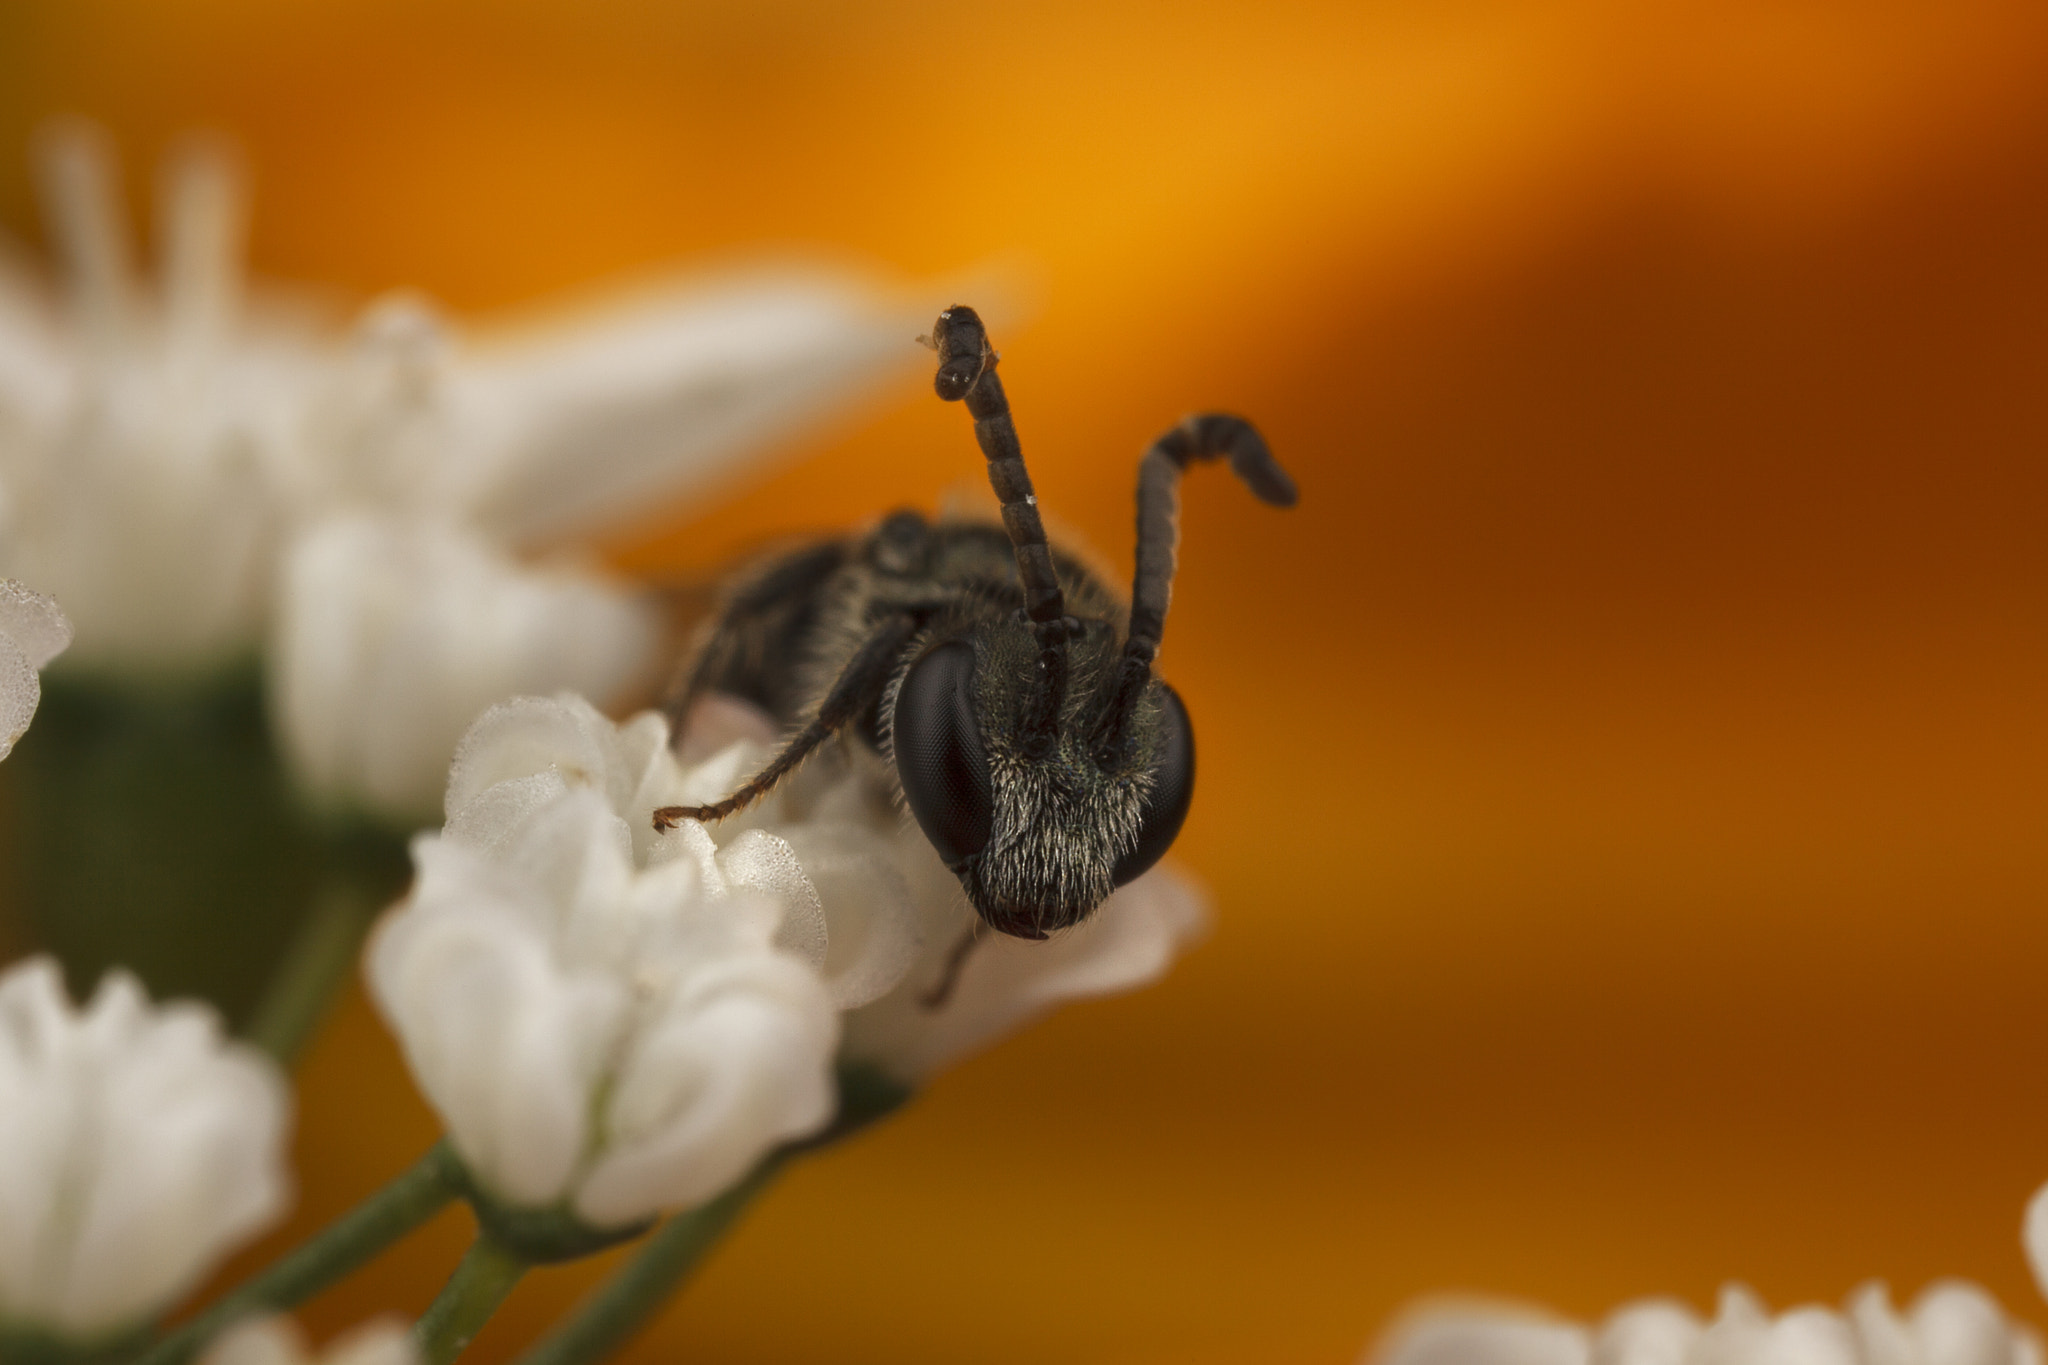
[1909,1282,2033,1365]
[574,949,837,1226]
[366,844,626,1207]
[0,578,72,669]
[1594,1302,1704,1365]
[447,268,931,548]
[841,856,1209,1082]
[1376,1305,1590,1365]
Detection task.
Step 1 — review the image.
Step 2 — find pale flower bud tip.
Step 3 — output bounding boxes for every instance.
[2024,1184,2048,1304]
[202,1315,419,1365]
[1373,1302,1589,1365]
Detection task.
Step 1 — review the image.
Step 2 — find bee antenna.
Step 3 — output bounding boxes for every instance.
[1096,414,1297,762]
[930,305,1076,749]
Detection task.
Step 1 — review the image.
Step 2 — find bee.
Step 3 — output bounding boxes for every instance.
[654,305,1297,947]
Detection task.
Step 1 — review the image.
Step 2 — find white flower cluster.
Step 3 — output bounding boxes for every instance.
[0,123,934,823]
[1374,1282,2041,1365]
[369,693,1208,1226]
[0,958,290,1342]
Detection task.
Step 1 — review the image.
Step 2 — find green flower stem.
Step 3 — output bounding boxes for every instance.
[240,880,378,1064]
[415,1235,530,1365]
[510,1155,788,1365]
[132,1144,460,1365]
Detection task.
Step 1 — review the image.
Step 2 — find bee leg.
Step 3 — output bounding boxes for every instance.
[662,540,849,739]
[654,611,921,828]
[918,923,983,1010]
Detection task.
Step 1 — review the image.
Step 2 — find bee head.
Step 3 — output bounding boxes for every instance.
[886,614,1194,939]
[914,305,1291,939]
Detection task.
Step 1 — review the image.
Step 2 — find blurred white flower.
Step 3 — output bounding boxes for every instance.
[367,695,846,1227]
[0,123,320,672]
[271,261,934,827]
[1373,1283,2041,1365]
[273,516,656,821]
[0,579,71,759]
[0,957,291,1341]
[0,121,942,817]
[202,1315,417,1365]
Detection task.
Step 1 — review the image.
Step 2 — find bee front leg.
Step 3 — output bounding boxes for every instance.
[654,611,921,829]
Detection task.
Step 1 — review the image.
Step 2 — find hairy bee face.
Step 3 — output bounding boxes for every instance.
[889,617,1195,939]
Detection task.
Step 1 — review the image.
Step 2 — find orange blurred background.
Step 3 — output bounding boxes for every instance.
[6,3,2048,1363]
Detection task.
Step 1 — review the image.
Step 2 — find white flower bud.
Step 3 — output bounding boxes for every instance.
[271,516,658,825]
[0,579,70,759]
[0,958,291,1341]
[202,1316,418,1365]
[1372,1284,2041,1365]
[368,696,849,1227]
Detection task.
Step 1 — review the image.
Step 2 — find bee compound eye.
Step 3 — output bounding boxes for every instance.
[1111,683,1196,887]
[893,641,994,867]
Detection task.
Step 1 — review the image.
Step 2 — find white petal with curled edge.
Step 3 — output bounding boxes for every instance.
[0,580,72,668]
[1373,1304,1590,1365]
[444,694,618,821]
[366,839,626,1207]
[712,828,831,975]
[573,951,838,1227]
[840,857,1209,1083]
[775,822,922,1008]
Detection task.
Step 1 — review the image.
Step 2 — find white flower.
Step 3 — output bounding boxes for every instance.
[202,1316,416,1365]
[0,124,320,672]
[1372,1283,2041,1365]
[367,696,849,1227]
[0,579,71,759]
[0,957,291,1341]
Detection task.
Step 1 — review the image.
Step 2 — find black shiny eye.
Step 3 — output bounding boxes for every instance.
[1111,683,1195,886]
[892,641,993,868]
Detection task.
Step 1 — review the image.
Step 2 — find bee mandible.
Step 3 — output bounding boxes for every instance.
[653,305,1297,943]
